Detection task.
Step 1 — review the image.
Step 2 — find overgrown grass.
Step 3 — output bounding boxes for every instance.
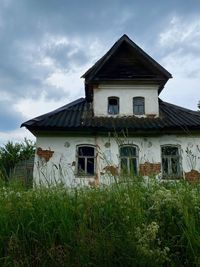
[0,178,200,266]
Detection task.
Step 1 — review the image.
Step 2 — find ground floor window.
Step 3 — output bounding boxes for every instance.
[77,145,96,176]
[120,145,138,176]
[161,146,182,178]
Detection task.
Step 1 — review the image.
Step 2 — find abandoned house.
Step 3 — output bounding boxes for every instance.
[21,34,200,186]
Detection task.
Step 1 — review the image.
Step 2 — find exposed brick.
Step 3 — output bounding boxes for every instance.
[88,174,100,187]
[139,162,161,176]
[37,147,54,162]
[185,170,200,183]
[103,165,119,176]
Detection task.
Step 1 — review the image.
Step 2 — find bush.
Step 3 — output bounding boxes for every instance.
[0,139,35,181]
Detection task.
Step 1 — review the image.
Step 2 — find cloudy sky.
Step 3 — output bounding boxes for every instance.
[0,0,200,144]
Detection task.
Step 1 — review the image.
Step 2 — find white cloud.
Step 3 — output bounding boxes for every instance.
[45,69,85,98]
[159,16,200,49]
[158,16,200,110]
[0,128,35,146]
[160,77,199,110]
[15,93,69,120]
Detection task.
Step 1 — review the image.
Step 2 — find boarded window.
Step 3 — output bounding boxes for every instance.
[133,97,145,115]
[108,97,119,115]
[77,146,96,176]
[120,146,138,176]
[161,146,182,179]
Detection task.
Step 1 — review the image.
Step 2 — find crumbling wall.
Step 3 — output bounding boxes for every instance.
[37,147,54,162]
[185,170,200,183]
[33,135,200,186]
[139,162,161,176]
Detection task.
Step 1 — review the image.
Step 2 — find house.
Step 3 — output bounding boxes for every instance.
[21,34,200,186]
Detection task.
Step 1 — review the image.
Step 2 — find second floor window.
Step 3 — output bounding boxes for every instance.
[108,97,119,115]
[133,97,145,115]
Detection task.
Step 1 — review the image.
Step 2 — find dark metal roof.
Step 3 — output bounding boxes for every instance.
[82,35,172,98]
[21,97,200,135]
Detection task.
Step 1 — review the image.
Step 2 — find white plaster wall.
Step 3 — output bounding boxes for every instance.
[34,134,200,186]
[93,84,159,116]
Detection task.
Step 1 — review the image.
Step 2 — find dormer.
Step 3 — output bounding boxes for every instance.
[82,34,172,117]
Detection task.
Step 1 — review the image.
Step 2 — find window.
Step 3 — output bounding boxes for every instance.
[77,146,96,176]
[120,146,138,176]
[161,146,182,179]
[108,97,119,115]
[133,97,145,115]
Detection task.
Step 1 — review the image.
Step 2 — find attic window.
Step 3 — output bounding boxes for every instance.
[77,145,96,176]
[108,97,119,115]
[133,97,145,115]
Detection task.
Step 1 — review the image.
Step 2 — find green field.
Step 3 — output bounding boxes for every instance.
[0,178,200,266]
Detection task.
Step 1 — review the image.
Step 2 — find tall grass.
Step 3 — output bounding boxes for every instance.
[0,178,200,266]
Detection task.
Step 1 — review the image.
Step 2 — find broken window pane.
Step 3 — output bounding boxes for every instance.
[77,146,95,176]
[121,158,128,175]
[171,158,179,175]
[161,146,181,179]
[162,157,168,175]
[120,146,137,157]
[162,146,178,156]
[120,146,138,176]
[87,158,95,175]
[78,158,85,174]
[78,146,94,156]
[130,158,137,174]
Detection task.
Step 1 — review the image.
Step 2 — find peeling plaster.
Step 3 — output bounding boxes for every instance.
[33,136,200,186]
[185,170,200,183]
[139,162,161,176]
[103,165,119,176]
[36,147,54,162]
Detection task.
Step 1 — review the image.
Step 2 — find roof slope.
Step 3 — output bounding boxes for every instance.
[21,98,200,134]
[82,35,172,96]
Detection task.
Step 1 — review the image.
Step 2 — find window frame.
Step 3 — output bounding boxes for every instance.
[76,145,96,176]
[133,97,145,115]
[161,145,182,179]
[108,96,119,115]
[119,145,139,176]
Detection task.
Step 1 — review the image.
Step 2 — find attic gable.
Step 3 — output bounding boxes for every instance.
[83,35,172,98]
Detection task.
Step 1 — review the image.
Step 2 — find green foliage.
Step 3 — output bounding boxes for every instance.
[0,180,200,266]
[0,139,35,181]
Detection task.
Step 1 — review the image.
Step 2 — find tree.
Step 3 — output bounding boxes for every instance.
[0,139,35,181]
[198,101,200,111]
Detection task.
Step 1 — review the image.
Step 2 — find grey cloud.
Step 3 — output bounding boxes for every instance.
[0,101,23,131]
[43,42,89,69]
[0,0,199,135]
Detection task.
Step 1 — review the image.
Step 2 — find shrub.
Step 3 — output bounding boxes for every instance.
[0,139,35,182]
